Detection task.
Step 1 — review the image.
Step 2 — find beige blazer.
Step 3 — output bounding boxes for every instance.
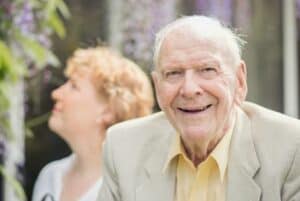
[97,102,300,201]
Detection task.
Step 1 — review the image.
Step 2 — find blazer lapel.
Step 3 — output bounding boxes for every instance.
[226,108,261,201]
[136,120,176,201]
[135,161,176,201]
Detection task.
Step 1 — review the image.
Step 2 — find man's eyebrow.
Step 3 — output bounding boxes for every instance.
[160,66,183,73]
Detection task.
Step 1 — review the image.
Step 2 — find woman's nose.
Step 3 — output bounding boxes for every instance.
[51,84,64,100]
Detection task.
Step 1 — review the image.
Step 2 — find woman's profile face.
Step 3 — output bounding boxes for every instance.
[48,71,108,142]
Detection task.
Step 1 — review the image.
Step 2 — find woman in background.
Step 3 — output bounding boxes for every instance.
[32,46,154,201]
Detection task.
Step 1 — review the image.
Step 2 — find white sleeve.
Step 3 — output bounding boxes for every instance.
[31,162,58,201]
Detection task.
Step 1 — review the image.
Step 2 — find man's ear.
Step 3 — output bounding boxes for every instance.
[151,70,163,110]
[151,71,159,93]
[234,60,248,105]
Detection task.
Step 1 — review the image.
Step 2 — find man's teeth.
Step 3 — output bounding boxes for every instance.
[180,104,212,112]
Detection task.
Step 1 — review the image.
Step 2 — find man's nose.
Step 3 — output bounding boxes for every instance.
[179,70,204,98]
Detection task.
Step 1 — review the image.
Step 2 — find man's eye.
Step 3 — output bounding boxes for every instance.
[202,67,217,72]
[165,71,182,77]
[198,67,218,79]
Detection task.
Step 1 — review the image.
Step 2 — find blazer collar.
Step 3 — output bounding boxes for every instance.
[226,107,261,201]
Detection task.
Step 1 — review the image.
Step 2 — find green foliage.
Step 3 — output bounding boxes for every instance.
[0,41,21,82]
[0,40,23,139]
[25,112,50,138]
[45,0,70,38]
[0,0,70,200]
[0,0,70,138]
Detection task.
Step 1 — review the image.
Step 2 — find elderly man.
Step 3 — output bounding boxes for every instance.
[97,16,300,201]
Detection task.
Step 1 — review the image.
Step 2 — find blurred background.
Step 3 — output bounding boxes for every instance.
[0,0,300,200]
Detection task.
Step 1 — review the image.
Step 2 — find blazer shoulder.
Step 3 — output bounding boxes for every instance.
[242,102,300,132]
[106,112,174,146]
[241,101,300,148]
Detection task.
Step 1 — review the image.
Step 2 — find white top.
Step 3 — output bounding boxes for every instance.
[31,155,103,201]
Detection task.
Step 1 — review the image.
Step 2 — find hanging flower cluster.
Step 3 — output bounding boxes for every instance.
[0,0,69,138]
[0,1,69,200]
[195,0,233,25]
[119,0,176,72]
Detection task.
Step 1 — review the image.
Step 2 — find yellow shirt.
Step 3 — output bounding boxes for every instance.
[164,125,234,201]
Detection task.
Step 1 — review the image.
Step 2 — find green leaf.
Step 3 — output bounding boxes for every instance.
[0,117,13,140]
[45,0,57,14]
[47,51,60,67]
[0,41,14,80]
[25,112,51,139]
[45,0,70,18]
[24,127,34,138]
[0,81,12,140]
[25,112,50,129]
[48,12,66,38]
[14,33,48,68]
[0,40,26,79]
[44,0,68,38]
[57,0,71,19]
[0,82,9,110]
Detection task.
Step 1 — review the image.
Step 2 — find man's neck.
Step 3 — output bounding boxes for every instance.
[182,132,225,166]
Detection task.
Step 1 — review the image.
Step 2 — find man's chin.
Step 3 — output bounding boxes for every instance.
[179,126,212,143]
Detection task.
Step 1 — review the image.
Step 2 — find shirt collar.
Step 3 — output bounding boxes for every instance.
[210,120,234,181]
[163,117,235,182]
[163,131,181,173]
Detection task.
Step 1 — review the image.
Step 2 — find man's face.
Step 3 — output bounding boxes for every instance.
[152,29,247,148]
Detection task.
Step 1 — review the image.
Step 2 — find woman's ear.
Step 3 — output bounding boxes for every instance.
[96,107,115,129]
[234,60,248,105]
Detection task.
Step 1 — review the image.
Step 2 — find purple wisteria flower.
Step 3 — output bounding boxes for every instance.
[297,0,300,19]
[0,0,15,17]
[119,0,176,71]
[195,0,233,25]
[13,1,35,35]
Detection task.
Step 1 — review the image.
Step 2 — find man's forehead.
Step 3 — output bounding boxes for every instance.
[160,50,221,68]
[162,26,225,51]
[158,27,234,69]
[161,30,223,54]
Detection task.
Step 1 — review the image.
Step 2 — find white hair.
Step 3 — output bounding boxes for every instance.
[153,15,246,70]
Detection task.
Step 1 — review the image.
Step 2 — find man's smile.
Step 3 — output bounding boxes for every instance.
[177,104,213,114]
